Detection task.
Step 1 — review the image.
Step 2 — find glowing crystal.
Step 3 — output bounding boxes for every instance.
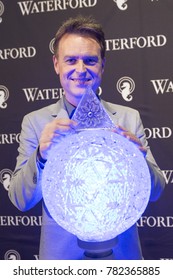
[42,130,151,242]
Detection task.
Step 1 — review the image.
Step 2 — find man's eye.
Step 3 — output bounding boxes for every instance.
[84,58,97,65]
[66,58,76,64]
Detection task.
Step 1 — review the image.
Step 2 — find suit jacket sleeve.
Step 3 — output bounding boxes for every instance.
[8,113,43,211]
[103,101,165,202]
[123,108,165,202]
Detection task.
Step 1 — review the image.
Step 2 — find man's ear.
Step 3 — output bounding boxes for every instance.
[53,55,59,75]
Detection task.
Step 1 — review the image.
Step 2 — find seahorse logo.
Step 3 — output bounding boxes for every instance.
[0,1,4,23]
[4,249,21,260]
[116,77,135,101]
[113,0,128,11]
[0,169,13,191]
[0,85,9,109]
[49,38,55,54]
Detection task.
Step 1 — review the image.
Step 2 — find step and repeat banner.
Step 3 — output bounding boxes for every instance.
[0,0,172,260]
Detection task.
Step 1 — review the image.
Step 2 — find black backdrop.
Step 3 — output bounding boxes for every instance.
[0,0,173,260]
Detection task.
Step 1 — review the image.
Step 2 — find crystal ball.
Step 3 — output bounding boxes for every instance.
[42,130,151,242]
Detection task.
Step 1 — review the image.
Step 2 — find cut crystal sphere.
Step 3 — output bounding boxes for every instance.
[42,130,151,242]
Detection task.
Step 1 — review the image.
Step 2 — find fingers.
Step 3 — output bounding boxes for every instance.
[139,146,147,158]
[46,118,77,133]
[39,118,77,159]
[113,125,147,157]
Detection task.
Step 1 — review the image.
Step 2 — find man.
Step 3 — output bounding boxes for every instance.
[9,15,165,260]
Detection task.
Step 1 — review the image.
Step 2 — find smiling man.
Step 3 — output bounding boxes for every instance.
[9,15,165,260]
[53,33,105,103]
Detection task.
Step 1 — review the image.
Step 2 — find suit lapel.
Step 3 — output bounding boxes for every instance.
[101,100,118,126]
[50,98,69,119]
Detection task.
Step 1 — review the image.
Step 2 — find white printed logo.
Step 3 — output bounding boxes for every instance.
[0,85,9,109]
[49,38,55,54]
[150,78,173,94]
[0,1,4,23]
[0,169,12,191]
[4,249,21,260]
[17,0,98,15]
[116,76,135,101]
[162,170,173,185]
[144,127,172,140]
[113,0,128,10]
[0,46,36,60]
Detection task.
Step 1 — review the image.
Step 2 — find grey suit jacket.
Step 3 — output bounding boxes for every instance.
[9,98,165,259]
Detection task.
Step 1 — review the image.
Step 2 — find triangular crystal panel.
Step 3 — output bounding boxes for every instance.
[71,87,115,130]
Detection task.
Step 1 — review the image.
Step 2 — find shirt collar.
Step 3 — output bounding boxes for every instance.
[63,95,76,119]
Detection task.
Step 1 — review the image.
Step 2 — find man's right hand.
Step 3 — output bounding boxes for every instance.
[39,118,77,160]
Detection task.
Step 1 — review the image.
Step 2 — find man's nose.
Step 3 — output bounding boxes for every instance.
[76,60,86,73]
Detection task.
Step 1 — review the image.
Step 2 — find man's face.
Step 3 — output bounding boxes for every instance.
[53,34,105,106]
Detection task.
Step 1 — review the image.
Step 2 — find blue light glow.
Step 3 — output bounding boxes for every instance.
[42,130,151,242]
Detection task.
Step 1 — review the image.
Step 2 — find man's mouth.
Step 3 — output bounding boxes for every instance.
[71,78,91,85]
